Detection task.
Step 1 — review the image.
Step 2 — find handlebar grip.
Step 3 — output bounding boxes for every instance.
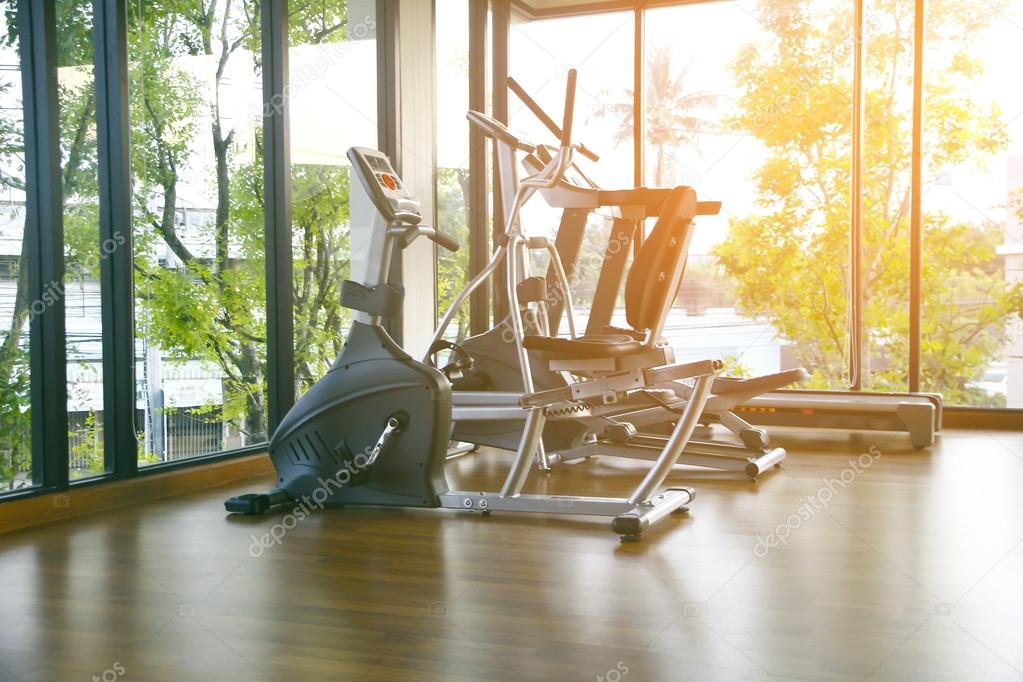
[576,143,600,163]
[561,69,577,148]
[430,231,460,253]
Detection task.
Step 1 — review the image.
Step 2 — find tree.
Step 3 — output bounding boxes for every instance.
[436,168,471,341]
[1,0,104,486]
[0,43,31,485]
[130,0,354,449]
[714,0,1023,404]
[595,46,720,187]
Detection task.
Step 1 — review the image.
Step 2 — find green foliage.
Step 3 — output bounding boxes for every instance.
[130,0,360,438]
[229,160,355,392]
[69,411,104,477]
[292,164,353,390]
[0,80,23,192]
[436,168,471,340]
[289,0,351,47]
[714,0,1023,405]
[0,3,33,484]
[719,354,753,380]
[0,362,30,490]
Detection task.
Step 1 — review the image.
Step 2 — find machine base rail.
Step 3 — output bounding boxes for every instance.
[552,438,786,480]
[438,486,694,539]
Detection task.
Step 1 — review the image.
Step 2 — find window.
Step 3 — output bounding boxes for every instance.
[436,0,471,341]
[0,7,31,492]
[130,0,267,464]
[644,1,853,384]
[288,1,378,395]
[57,0,104,480]
[509,10,635,335]
[920,2,1023,407]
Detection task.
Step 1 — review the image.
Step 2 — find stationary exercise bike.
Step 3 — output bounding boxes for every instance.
[226,112,721,538]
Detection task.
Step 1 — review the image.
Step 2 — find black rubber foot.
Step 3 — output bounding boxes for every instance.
[224,493,271,515]
[740,428,769,451]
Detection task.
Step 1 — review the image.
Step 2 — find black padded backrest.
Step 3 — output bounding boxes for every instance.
[624,187,697,332]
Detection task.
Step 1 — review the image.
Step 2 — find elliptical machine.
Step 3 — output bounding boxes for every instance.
[430,73,804,481]
[226,126,721,538]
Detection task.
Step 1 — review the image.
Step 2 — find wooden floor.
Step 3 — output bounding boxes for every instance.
[2,427,1023,682]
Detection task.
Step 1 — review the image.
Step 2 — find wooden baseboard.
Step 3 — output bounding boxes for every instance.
[0,454,273,535]
[943,408,1023,430]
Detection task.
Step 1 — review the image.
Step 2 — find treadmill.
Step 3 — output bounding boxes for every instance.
[508,78,942,451]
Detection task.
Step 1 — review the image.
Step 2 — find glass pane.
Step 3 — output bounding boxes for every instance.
[509,11,634,334]
[920,2,1023,407]
[57,0,105,480]
[0,6,31,492]
[289,2,377,395]
[436,0,471,341]
[130,1,267,464]
[646,1,852,384]
[858,0,914,393]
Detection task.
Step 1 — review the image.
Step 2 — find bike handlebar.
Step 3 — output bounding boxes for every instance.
[430,230,460,253]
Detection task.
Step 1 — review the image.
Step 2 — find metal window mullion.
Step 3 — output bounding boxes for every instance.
[262,0,295,432]
[633,5,644,190]
[849,0,864,391]
[491,0,510,322]
[19,0,69,490]
[377,0,403,345]
[93,0,137,476]
[467,0,490,335]
[908,0,924,392]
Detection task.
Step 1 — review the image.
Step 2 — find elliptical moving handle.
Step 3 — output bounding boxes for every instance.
[508,76,561,142]
[561,69,577,149]
[507,75,599,162]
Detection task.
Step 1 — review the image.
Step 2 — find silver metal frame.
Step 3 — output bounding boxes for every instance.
[425,94,726,536]
[433,109,784,482]
[439,365,716,537]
